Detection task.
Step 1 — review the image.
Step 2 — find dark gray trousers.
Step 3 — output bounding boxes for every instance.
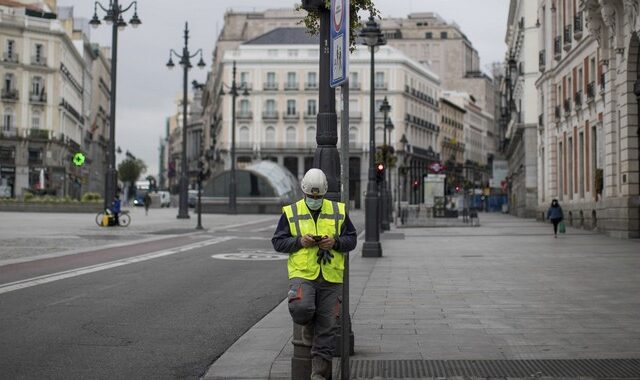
[288,274,342,361]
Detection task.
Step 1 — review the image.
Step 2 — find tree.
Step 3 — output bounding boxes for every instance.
[296,0,380,51]
[118,158,147,184]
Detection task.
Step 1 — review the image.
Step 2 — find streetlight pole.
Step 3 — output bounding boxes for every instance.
[90,0,141,212]
[166,22,207,219]
[386,119,394,224]
[220,61,249,214]
[379,97,391,231]
[360,16,385,258]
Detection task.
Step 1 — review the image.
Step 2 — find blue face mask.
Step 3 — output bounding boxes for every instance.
[305,197,323,210]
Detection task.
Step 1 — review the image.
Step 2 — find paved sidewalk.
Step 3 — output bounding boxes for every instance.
[204,213,640,379]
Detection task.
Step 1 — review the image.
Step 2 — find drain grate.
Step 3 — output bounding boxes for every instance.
[339,359,640,379]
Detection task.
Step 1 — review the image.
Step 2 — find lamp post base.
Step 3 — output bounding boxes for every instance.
[362,241,382,257]
[176,213,190,219]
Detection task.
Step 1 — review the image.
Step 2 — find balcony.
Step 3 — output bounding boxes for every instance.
[374,82,388,90]
[31,56,47,66]
[555,106,561,120]
[29,92,47,104]
[554,36,562,60]
[263,82,278,91]
[29,128,52,140]
[283,112,300,120]
[236,111,253,120]
[2,52,18,63]
[284,82,299,91]
[262,111,279,120]
[304,82,318,90]
[539,49,546,72]
[0,127,17,138]
[563,25,572,51]
[574,13,583,40]
[587,81,596,101]
[574,90,583,109]
[350,82,361,90]
[563,99,571,115]
[304,111,316,120]
[1,88,19,101]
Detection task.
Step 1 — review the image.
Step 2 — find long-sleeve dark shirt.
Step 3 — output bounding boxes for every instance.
[271,207,357,254]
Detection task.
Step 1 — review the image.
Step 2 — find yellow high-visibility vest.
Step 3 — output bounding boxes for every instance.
[282,198,346,283]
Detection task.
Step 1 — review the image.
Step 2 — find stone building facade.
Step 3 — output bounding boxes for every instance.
[535,0,640,238]
[0,3,109,199]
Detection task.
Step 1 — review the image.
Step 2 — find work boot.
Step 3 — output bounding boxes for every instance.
[301,323,314,346]
[311,356,332,380]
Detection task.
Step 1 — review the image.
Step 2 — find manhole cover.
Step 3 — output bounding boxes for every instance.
[211,249,287,261]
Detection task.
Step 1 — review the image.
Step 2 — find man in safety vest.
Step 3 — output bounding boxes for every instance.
[272,168,357,379]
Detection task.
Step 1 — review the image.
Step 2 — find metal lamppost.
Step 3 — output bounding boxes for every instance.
[385,118,395,224]
[360,16,385,257]
[90,0,141,212]
[379,97,391,231]
[166,22,207,219]
[397,134,408,225]
[219,61,249,214]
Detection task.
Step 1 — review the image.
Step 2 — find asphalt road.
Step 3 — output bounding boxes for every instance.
[0,219,290,379]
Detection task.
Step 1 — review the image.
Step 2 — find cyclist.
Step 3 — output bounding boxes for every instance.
[110,193,122,226]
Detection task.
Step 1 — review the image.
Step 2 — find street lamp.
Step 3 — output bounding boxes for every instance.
[219,61,249,214]
[385,118,394,224]
[90,0,141,212]
[360,15,385,257]
[166,22,207,219]
[379,97,391,231]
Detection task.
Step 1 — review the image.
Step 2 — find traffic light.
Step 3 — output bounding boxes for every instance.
[412,179,420,190]
[455,185,461,193]
[72,152,86,167]
[376,163,385,182]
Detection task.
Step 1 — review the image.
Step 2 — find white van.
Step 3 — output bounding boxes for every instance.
[157,191,171,208]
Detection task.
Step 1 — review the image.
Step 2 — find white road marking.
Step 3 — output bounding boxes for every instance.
[254,225,276,232]
[0,237,232,295]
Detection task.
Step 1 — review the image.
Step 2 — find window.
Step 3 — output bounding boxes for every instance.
[239,126,250,142]
[240,72,249,87]
[4,73,15,91]
[239,99,249,116]
[425,32,433,39]
[375,99,383,116]
[265,99,276,114]
[266,72,276,86]
[287,72,297,87]
[288,50,298,57]
[307,72,317,87]
[375,72,385,89]
[440,31,448,39]
[349,126,358,144]
[286,126,297,143]
[2,107,14,131]
[34,43,44,64]
[306,126,316,146]
[307,99,316,115]
[350,72,359,86]
[287,100,296,115]
[265,126,276,143]
[32,110,41,129]
[5,39,15,60]
[32,76,43,95]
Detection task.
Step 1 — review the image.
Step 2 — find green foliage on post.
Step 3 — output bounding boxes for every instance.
[296,0,380,51]
[118,158,147,184]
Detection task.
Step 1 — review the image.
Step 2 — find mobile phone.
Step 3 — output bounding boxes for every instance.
[312,235,323,242]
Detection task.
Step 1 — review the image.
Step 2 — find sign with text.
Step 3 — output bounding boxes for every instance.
[330,0,349,88]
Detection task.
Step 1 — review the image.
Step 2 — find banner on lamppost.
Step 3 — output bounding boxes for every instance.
[330,0,349,88]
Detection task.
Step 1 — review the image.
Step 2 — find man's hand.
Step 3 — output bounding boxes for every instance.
[300,234,317,248]
[318,236,335,250]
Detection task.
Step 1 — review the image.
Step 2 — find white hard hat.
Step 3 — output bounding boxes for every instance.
[301,168,328,196]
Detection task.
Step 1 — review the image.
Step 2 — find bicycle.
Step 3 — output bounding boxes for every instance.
[95,209,131,227]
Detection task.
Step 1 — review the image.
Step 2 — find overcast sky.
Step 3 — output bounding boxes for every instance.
[56,0,508,177]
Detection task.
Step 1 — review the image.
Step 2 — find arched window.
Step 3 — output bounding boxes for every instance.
[239,126,250,143]
[32,110,41,129]
[265,126,276,143]
[286,126,297,143]
[306,126,316,147]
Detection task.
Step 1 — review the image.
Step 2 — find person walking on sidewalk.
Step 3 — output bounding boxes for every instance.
[143,193,151,216]
[546,199,564,238]
[271,168,357,380]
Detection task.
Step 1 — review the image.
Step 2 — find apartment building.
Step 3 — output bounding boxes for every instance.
[213,27,441,208]
[502,0,540,218]
[536,0,639,238]
[0,3,109,199]
[438,97,465,191]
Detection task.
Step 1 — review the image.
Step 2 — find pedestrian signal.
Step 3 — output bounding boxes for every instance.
[412,179,419,189]
[376,163,385,182]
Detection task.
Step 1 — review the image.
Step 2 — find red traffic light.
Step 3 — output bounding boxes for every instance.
[412,180,419,188]
[376,163,384,172]
[455,185,461,192]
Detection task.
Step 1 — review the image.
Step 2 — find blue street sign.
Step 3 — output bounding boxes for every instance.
[330,0,349,88]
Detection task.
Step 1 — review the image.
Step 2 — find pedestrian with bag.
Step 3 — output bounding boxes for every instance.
[546,198,564,238]
[271,168,357,380]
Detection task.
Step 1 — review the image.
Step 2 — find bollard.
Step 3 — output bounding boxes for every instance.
[291,323,311,379]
